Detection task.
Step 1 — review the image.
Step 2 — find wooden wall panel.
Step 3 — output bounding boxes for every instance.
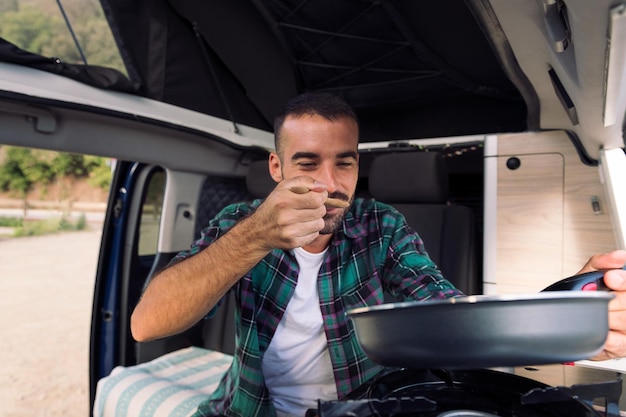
[495,152,563,293]
[490,131,616,293]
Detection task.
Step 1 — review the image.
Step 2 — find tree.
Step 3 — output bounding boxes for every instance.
[0,0,126,72]
[0,5,58,55]
[0,146,112,216]
[0,147,39,217]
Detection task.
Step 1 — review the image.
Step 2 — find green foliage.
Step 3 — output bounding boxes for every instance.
[13,213,88,237]
[13,218,58,237]
[74,212,87,230]
[87,156,113,189]
[52,153,89,177]
[0,0,126,73]
[23,157,55,185]
[58,213,86,231]
[0,217,23,227]
[0,146,112,195]
[0,5,58,56]
[0,147,36,196]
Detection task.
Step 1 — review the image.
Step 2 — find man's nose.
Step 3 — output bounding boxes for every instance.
[318,163,338,192]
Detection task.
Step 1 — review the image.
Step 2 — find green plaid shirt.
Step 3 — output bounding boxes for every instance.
[177,198,460,417]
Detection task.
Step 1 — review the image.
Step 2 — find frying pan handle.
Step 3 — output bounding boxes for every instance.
[541,267,626,292]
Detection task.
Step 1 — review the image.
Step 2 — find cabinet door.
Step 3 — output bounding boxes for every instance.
[495,153,564,293]
[485,131,617,294]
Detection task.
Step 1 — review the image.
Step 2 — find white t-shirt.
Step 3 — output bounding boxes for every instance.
[261,247,338,417]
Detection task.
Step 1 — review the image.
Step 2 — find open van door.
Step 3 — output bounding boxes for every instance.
[89,161,165,401]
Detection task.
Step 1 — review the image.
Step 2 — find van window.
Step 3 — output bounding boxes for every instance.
[137,169,165,257]
[0,0,126,73]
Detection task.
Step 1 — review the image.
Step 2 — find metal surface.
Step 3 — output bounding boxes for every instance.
[347,292,614,369]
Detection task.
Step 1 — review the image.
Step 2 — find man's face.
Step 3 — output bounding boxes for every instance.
[270,114,359,234]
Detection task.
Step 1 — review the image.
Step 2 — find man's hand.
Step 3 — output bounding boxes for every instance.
[131,176,329,342]
[578,250,626,360]
[254,176,329,250]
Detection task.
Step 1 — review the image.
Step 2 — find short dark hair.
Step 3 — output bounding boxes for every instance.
[273,91,359,154]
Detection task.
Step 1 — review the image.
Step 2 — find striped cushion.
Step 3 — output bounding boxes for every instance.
[93,347,233,417]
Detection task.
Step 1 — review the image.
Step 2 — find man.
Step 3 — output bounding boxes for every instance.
[131,91,626,417]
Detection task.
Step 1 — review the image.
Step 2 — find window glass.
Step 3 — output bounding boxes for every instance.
[138,169,165,256]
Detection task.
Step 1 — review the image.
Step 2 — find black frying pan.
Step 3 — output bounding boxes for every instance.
[346,270,615,369]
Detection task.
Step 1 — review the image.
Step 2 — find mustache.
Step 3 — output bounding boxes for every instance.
[328,192,350,202]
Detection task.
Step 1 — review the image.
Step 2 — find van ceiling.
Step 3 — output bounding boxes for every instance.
[3,0,623,160]
[100,0,530,142]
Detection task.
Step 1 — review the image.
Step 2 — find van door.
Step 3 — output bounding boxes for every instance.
[89,161,166,406]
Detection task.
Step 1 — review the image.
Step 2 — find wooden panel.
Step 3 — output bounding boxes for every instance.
[492,131,616,293]
[495,152,563,293]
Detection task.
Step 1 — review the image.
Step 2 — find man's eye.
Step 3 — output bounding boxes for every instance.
[338,161,354,167]
[298,162,315,168]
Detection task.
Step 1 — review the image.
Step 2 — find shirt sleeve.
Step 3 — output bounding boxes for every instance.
[380,207,463,301]
[163,200,259,317]
[167,201,259,266]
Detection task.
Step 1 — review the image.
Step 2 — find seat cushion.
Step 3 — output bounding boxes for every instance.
[93,347,233,417]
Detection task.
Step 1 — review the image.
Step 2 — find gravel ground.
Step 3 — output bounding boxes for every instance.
[0,229,102,417]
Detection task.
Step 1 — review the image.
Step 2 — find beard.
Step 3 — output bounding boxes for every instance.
[320,211,344,234]
[319,192,351,234]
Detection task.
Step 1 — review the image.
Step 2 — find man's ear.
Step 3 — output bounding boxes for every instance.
[269,152,283,182]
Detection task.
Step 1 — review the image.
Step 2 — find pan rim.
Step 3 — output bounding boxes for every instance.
[346,291,615,316]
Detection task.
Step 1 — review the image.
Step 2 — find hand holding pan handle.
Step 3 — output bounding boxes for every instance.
[541,267,626,292]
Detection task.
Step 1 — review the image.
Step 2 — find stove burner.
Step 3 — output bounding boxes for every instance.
[318,368,622,417]
[438,411,499,417]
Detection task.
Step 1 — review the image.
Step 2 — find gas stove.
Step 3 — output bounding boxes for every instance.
[317,366,623,417]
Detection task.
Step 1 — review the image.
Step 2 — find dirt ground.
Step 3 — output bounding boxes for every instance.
[0,229,102,417]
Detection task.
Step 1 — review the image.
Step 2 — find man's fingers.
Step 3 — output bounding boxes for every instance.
[274,217,325,248]
[288,177,328,194]
[290,186,348,208]
[596,330,626,360]
[605,268,626,291]
[578,250,626,274]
